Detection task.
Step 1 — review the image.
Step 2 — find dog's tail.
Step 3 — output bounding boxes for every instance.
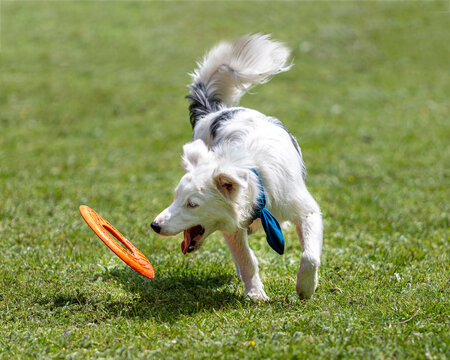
[186,33,292,128]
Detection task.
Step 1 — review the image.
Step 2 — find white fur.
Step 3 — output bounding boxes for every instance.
[153,34,323,300]
[190,33,292,107]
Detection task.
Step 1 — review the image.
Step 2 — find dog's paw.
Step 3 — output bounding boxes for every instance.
[243,274,269,301]
[296,284,316,300]
[296,262,318,300]
[245,287,270,301]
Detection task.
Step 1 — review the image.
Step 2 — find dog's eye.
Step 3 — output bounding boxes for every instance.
[187,201,199,209]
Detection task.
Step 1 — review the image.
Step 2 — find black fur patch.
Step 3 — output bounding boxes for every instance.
[209,109,242,138]
[186,83,222,129]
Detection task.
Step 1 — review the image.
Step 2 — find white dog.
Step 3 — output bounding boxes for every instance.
[152,34,323,300]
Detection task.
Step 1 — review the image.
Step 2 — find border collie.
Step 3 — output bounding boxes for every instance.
[151,34,323,300]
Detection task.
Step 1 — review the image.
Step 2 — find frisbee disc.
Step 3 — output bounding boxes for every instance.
[79,205,154,279]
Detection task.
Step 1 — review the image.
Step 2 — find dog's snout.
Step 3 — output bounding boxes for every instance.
[151,221,161,234]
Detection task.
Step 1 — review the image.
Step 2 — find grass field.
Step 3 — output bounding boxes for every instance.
[1,1,449,359]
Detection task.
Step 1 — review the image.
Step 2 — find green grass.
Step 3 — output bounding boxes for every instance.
[1,1,449,359]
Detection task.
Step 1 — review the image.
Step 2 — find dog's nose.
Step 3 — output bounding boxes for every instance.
[151,221,161,234]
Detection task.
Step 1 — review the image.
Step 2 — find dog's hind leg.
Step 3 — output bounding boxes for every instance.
[294,195,323,299]
[222,230,269,300]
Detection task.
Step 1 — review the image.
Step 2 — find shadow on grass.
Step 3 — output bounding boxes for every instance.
[110,267,246,322]
[47,266,247,323]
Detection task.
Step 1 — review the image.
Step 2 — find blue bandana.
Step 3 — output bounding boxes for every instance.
[250,169,285,255]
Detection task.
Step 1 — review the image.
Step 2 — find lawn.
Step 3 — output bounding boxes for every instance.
[0,1,449,359]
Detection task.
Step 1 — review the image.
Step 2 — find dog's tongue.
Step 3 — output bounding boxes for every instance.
[181,229,190,255]
[181,227,204,255]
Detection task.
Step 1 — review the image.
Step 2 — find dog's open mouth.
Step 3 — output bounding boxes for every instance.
[181,225,205,255]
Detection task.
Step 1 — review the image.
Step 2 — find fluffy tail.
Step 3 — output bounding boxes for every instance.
[186,33,292,128]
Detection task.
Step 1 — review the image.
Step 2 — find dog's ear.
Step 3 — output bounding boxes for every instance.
[182,140,211,172]
[213,169,248,200]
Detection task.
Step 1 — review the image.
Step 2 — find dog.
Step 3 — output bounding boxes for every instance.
[151,34,323,300]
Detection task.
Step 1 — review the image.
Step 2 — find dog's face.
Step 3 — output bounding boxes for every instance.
[151,140,248,254]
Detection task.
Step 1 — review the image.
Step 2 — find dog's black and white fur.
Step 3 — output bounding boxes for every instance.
[152,34,323,300]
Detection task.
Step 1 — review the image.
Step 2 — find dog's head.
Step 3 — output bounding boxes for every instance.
[151,140,250,254]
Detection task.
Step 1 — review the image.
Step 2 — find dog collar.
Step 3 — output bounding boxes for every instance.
[250,169,285,255]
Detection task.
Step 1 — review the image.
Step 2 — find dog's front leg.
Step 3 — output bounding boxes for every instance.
[222,230,269,300]
[295,209,323,299]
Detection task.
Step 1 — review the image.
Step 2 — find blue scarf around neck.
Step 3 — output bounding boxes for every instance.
[250,168,285,255]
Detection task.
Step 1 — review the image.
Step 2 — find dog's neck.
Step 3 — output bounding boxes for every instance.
[238,168,266,229]
[248,168,285,254]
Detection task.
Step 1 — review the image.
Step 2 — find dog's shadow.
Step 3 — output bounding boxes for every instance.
[43,265,254,324]
[94,266,247,323]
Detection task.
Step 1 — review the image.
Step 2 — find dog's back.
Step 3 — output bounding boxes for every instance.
[186,34,306,186]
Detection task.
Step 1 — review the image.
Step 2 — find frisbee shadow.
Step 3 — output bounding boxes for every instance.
[103,266,246,322]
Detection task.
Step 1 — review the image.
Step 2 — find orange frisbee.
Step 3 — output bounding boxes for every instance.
[79,205,154,279]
